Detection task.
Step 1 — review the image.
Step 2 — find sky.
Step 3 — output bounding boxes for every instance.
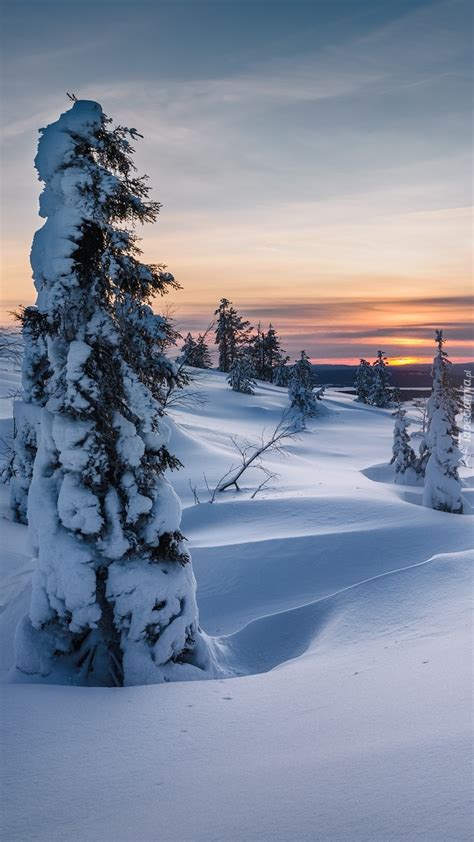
[1,0,472,363]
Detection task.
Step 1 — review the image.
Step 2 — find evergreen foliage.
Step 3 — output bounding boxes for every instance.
[422,330,463,513]
[288,351,317,421]
[248,322,285,382]
[369,350,392,407]
[180,332,212,369]
[214,298,252,372]
[227,355,256,394]
[390,402,417,482]
[354,358,372,404]
[15,100,214,687]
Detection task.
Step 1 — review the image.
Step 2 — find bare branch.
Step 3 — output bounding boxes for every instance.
[250,467,277,499]
[187,411,298,504]
[188,479,201,506]
[0,328,23,367]
[217,411,298,494]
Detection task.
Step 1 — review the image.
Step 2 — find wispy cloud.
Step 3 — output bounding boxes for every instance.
[1,0,471,363]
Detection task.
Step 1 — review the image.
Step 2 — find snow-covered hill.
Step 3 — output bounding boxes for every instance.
[1,367,473,841]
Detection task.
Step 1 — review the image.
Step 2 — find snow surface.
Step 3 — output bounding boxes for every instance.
[1,366,473,840]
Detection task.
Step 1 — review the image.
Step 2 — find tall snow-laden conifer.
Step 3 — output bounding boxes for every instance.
[15,100,215,686]
[426,330,460,436]
[418,330,460,476]
[422,330,463,513]
[354,358,372,404]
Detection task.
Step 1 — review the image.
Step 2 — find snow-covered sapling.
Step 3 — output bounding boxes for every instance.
[273,357,291,387]
[423,404,463,513]
[193,332,213,369]
[227,355,256,394]
[288,351,318,422]
[180,332,198,365]
[15,100,216,686]
[354,358,372,404]
[369,350,392,407]
[390,402,417,483]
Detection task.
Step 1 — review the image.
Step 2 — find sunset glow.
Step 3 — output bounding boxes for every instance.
[1,0,472,365]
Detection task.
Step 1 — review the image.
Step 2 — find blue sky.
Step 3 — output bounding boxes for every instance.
[1,0,472,361]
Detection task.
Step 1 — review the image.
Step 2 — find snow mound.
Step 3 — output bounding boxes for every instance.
[1,369,473,840]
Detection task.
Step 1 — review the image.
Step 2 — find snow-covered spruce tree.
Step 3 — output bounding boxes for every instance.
[422,330,463,513]
[417,330,460,477]
[193,333,212,368]
[263,324,284,382]
[248,323,284,382]
[214,297,252,372]
[249,322,266,380]
[423,406,463,513]
[369,350,392,407]
[180,332,198,365]
[288,351,317,422]
[179,331,212,369]
[273,356,291,387]
[15,100,216,686]
[354,358,372,404]
[390,401,417,483]
[427,330,460,435]
[9,307,49,523]
[227,355,256,394]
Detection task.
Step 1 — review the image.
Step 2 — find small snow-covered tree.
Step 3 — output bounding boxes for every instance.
[214,298,252,372]
[354,358,372,403]
[288,351,317,422]
[273,356,291,387]
[248,323,285,382]
[422,330,463,513]
[418,330,460,477]
[249,322,266,380]
[227,355,256,394]
[264,324,284,381]
[390,402,417,482]
[180,332,198,366]
[273,357,292,388]
[369,350,392,407]
[193,332,212,368]
[423,405,463,513]
[15,99,215,687]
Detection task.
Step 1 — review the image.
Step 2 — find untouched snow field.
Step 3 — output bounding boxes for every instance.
[1,367,472,841]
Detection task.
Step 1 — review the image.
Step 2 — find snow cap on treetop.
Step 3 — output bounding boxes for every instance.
[35,100,103,183]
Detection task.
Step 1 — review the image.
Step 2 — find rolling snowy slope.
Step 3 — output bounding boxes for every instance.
[1,367,472,841]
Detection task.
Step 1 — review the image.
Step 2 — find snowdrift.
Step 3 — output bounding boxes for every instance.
[1,367,473,840]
